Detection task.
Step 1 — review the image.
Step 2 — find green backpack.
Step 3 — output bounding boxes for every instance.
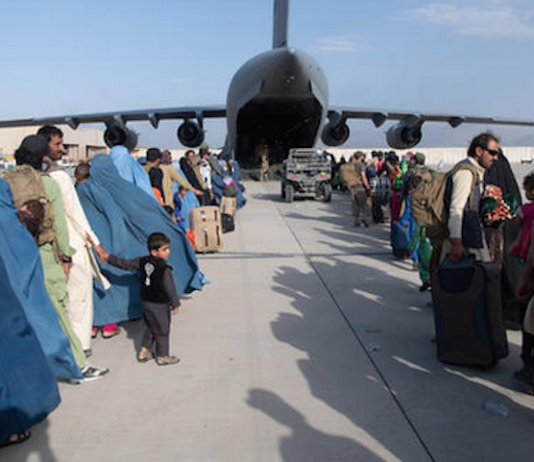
[3,165,56,246]
[409,163,478,240]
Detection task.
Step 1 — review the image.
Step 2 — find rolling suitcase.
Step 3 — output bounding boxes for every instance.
[221,214,235,233]
[189,206,223,252]
[431,256,508,368]
[220,196,237,217]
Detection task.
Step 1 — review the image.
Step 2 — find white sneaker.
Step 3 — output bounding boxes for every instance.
[68,365,109,384]
[82,365,109,382]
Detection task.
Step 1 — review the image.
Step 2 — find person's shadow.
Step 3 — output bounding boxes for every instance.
[1,412,56,462]
[247,389,387,462]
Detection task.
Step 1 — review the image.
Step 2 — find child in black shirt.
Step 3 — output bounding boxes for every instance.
[100,232,181,366]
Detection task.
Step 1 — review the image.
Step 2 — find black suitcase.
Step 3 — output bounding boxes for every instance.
[221,213,235,233]
[431,256,508,368]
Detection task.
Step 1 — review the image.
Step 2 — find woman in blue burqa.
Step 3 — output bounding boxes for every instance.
[109,145,155,199]
[76,154,206,326]
[0,179,83,381]
[0,179,65,448]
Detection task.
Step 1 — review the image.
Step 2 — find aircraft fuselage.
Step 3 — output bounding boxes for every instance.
[226,47,329,168]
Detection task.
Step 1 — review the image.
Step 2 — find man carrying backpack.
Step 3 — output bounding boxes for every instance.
[5,135,108,383]
[340,152,372,227]
[444,132,499,263]
[38,126,111,363]
[430,134,509,369]
[352,152,372,227]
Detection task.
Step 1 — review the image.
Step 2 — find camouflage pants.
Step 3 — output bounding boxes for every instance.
[351,186,371,224]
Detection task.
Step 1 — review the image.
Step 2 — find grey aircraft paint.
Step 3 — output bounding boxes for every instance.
[227,46,329,167]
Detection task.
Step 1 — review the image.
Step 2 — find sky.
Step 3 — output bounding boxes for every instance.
[1,0,534,149]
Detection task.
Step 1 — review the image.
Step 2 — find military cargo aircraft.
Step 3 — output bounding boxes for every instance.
[1,0,534,168]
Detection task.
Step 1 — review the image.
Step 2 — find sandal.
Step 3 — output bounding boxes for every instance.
[102,327,121,339]
[0,431,31,449]
[137,349,153,363]
[156,356,181,366]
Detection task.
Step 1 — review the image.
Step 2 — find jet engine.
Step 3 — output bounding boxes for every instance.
[386,119,423,150]
[104,124,138,151]
[321,121,350,146]
[177,120,205,147]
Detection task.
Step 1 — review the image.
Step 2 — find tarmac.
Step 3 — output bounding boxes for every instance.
[3,181,534,462]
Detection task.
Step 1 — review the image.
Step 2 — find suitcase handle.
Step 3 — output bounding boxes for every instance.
[442,255,476,270]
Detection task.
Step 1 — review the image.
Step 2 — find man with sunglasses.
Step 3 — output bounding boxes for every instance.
[445,132,500,263]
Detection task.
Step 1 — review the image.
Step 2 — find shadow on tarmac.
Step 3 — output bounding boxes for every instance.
[120,318,144,355]
[264,187,534,461]
[247,389,387,462]
[1,418,56,462]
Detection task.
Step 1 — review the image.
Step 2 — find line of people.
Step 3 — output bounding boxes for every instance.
[337,149,412,228]
[387,133,534,392]
[0,127,245,448]
[337,135,534,393]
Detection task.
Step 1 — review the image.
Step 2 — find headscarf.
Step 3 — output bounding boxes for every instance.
[484,148,522,206]
[179,156,204,190]
[109,145,155,199]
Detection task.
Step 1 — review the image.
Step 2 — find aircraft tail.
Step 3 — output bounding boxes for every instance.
[273,0,289,48]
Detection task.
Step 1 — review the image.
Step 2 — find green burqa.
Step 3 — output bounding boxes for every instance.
[40,176,86,368]
[409,225,432,284]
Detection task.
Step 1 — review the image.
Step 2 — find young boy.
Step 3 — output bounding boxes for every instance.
[100,232,181,366]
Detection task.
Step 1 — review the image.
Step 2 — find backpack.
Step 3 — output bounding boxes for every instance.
[222,176,238,197]
[339,163,361,188]
[409,163,479,240]
[3,165,56,246]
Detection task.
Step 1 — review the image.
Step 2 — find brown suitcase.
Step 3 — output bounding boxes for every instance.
[190,206,223,252]
[220,196,237,217]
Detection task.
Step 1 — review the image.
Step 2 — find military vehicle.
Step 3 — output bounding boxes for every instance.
[281,148,332,202]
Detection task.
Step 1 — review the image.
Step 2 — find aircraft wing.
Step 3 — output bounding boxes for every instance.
[0,105,227,130]
[330,107,534,129]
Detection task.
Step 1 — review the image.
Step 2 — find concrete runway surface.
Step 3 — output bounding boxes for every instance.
[3,181,534,462]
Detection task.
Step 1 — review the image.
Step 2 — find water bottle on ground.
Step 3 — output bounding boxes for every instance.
[481,401,509,417]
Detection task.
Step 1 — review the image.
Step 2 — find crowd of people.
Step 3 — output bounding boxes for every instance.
[338,133,534,394]
[335,148,422,227]
[4,127,534,449]
[0,126,244,448]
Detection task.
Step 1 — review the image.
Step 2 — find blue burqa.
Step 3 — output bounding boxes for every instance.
[170,161,200,230]
[0,179,83,380]
[110,145,155,199]
[77,155,206,326]
[0,248,61,441]
[400,195,418,260]
[212,172,247,210]
[174,191,200,231]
